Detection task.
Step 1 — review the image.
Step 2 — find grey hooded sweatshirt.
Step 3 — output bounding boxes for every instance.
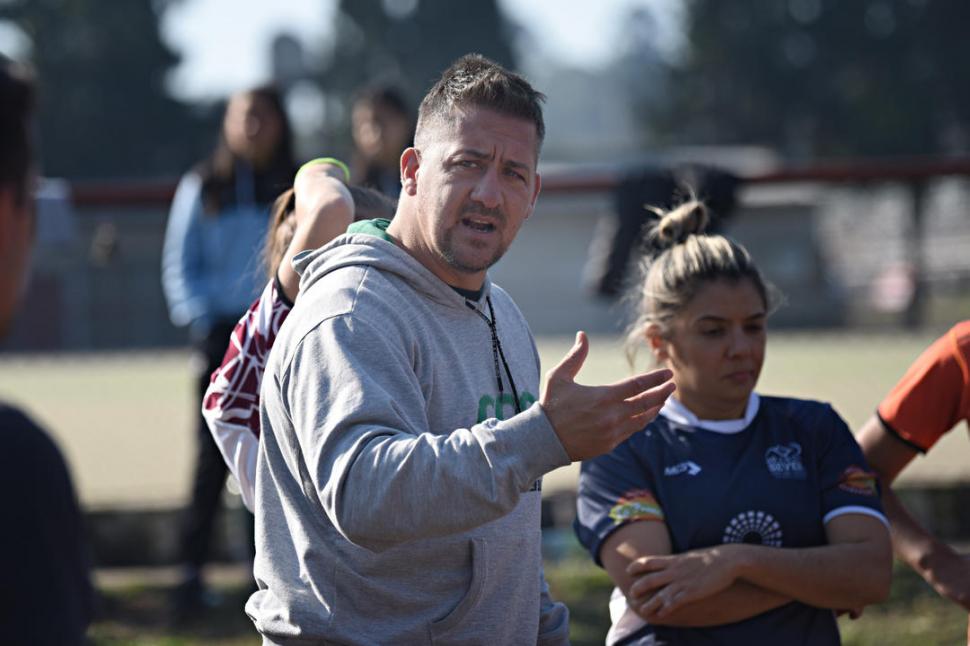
[246,223,572,645]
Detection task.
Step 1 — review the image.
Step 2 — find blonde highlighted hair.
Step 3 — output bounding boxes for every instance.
[623,200,778,365]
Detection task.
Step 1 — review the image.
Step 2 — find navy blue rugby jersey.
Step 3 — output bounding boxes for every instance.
[574,394,887,646]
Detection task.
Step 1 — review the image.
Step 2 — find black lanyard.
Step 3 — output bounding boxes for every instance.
[466,296,523,415]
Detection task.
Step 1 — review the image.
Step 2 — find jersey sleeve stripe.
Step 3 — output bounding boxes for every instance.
[823,505,889,529]
[876,410,929,454]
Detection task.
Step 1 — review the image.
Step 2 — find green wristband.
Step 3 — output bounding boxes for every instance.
[295,157,351,184]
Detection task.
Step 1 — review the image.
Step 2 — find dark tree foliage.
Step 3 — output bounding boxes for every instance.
[1,0,214,179]
[653,0,970,158]
[317,0,516,151]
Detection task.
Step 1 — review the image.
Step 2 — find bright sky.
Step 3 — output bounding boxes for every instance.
[159,0,681,101]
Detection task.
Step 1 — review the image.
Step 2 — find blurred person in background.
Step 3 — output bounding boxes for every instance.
[202,157,395,511]
[857,321,970,612]
[161,85,297,616]
[575,201,892,645]
[350,84,414,198]
[0,56,93,645]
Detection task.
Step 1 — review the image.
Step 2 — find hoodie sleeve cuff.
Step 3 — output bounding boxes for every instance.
[488,402,571,491]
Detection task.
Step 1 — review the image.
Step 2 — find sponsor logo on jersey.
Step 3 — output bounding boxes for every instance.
[722,510,783,547]
[664,461,702,477]
[765,443,806,479]
[609,489,665,525]
[837,466,878,496]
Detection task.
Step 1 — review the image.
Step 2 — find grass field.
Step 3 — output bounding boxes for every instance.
[86,547,969,645]
[1,330,967,508]
[544,549,970,646]
[2,330,969,643]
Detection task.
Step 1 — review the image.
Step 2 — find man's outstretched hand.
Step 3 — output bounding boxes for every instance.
[541,331,675,461]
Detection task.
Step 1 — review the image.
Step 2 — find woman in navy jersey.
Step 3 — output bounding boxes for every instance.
[574,201,892,645]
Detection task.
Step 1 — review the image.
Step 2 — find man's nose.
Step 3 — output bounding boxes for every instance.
[470,166,501,209]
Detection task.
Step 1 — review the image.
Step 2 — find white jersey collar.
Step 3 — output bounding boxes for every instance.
[659,392,760,434]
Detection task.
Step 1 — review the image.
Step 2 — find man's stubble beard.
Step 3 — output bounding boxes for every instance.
[437,204,511,275]
[437,227,508,275]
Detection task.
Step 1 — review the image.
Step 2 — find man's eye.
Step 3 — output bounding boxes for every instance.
[700,328,724,337]
[458,160,478,168]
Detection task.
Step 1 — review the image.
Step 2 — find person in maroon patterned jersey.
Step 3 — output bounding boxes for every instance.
[203,159,395,510]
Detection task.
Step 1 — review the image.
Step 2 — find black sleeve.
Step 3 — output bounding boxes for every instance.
[0,405,94,645]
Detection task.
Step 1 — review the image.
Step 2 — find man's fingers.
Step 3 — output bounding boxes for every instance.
[608,404,665,448]
[608,368,674,401]
[625,381,677,411]
[547,331,589,384]
[612,383,676,432]
[631,403,666,423]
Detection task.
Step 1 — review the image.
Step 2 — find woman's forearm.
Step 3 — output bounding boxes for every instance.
[733,540,891,609]
[629,515,891,620]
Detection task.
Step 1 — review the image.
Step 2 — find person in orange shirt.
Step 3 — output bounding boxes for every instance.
[857,321,970,613]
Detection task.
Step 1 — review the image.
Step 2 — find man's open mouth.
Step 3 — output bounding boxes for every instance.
[462,217,496,233]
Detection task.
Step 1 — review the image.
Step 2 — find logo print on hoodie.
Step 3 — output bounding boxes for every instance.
[477,391,537,423]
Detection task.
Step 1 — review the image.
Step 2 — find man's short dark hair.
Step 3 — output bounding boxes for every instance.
[0,57,35,206]
[416,54,545,151]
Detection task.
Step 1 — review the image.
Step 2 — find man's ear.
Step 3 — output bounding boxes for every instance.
[400,147,420,196]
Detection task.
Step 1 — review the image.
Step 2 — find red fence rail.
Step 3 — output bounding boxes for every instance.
[66,155,970,206]
[64,155,970,329]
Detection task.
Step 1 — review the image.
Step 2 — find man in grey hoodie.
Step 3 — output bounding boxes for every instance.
[247,54,676,645]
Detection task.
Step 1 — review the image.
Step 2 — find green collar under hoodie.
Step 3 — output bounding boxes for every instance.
[248,223,571,645]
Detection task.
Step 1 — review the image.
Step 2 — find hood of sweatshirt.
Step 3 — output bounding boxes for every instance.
[293,218,493,312]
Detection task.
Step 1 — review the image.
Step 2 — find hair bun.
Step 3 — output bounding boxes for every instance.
[652,200,709,249]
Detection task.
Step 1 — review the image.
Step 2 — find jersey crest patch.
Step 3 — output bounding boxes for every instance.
[837,466,878,496]
[608,490,664,525]
[723,510,783,547]
[765,443,806,479]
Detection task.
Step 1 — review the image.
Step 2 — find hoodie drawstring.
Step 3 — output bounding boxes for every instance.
[466,296,523,416]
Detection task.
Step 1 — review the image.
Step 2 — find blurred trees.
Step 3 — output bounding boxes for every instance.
[653,0,970,159]
[314,0,516,152]
[0,0,213,179]
[0,0,518,178]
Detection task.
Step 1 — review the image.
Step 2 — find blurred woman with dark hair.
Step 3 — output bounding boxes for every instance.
[351,84,413,198]
[161,85,296,615]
